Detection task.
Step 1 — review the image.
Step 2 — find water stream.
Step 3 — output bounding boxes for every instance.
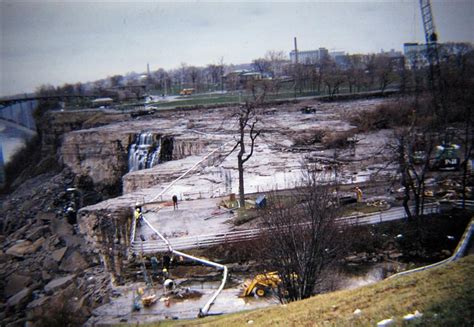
[128,132,162,172]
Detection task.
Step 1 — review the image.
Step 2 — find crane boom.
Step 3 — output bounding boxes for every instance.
[419,0,444,117]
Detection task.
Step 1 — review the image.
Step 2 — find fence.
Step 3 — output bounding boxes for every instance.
[131,203,441,254]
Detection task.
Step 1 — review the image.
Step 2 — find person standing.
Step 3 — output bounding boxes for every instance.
[172,195,178,210]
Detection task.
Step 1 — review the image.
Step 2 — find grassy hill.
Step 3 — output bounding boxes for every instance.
[161,255,474,326]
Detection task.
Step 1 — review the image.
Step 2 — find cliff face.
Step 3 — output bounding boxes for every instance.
[60,130,132,193]
[78,206,132,280]
[38,110,130,157]
[122,137,209,193]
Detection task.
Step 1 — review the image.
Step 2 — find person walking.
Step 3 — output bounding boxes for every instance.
[172,195,178,210]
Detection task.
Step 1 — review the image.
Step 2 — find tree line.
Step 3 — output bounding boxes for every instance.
[35,43,473,103]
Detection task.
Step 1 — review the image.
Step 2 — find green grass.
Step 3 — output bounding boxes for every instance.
[155,255,474,326]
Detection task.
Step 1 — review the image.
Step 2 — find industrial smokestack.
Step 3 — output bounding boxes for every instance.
[294,37,299,64]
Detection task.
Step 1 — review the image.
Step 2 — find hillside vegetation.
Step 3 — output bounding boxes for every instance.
[162,255,474,326]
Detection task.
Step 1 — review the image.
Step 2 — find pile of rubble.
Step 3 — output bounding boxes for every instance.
[0,169,112,326]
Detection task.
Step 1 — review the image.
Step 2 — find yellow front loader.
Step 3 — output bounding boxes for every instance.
[242,271,282,297]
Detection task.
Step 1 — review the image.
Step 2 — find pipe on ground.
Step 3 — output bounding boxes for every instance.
[141,216,228,317]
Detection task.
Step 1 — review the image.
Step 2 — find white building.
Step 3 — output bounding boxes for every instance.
[289,47,329,64]
[403,43,429,69]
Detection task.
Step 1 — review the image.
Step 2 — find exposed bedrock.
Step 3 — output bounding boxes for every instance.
[123,137,211,193]
[78,206,132,281]
[60,130,132,194]
[60,121,211,195]
[38,109,130,157]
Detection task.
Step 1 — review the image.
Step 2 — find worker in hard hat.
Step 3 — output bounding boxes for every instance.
[164,278,175,295]
[134,204,143,226]
[354,187,363,202]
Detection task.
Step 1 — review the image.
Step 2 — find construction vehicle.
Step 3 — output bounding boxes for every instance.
[242,272,282,297]
[179,88,194,96]
[433,143,461,170]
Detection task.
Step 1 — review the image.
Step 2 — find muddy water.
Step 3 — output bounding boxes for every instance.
[339,264,391,289]
[87,264,395,325]
[87,279,279,325]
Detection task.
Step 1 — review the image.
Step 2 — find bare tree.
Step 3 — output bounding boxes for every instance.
[264,50,288,78]
[252,58,271,75]
[394,126,437,220]
[346,54,366,93]
[230,104,262,208]
[374,55,397,94]
[188,66,201,91]
[258,169,347,301]
[322,59,345,98]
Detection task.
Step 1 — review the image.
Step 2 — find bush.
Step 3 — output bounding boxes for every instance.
[322,130,356,148]
[349,98,434,132]
[293,129,326,146]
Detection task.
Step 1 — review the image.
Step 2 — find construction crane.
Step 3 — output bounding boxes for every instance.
[419,0,444,117]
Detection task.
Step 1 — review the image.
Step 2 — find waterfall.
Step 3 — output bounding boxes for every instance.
[128,132,162,172]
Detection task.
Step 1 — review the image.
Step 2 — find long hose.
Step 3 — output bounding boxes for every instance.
[141,215,228,317]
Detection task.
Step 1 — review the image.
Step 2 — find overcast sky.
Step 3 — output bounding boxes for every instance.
[1,0,472,97]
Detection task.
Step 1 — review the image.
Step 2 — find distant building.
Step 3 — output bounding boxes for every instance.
[404,43,429,69]
[380,48,405,71]
[330,51,349,69]
[223,70,263,90]
[381,48,404,58]
[289,47,329,64]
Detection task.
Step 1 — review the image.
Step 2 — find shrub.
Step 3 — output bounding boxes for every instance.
[322,130,356,148]
[293,129,326,146]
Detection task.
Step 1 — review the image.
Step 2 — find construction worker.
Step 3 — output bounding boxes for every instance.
[151,256,160,278]
[134,203,143,226]
[354,187,363,202]
[172,195,178,210]
[164,278,175,294]
[161,254,171,279]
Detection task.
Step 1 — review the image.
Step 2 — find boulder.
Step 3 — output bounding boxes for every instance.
[51,247,68,262]
[36,212,55,222]
[61,235,84,248]
[25,226,49,242]
[5,274,32,298]
[44,275,75,294]
[7,287,33,309]
[30,237,45,253]
[26,296,50,319]
[0,250,7,263]
[5,240,33,258]
[5,238,45,258]
[50,217,73,238]
[59,251,88,272]
[41,270,52,283]
[43,256,59,271]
